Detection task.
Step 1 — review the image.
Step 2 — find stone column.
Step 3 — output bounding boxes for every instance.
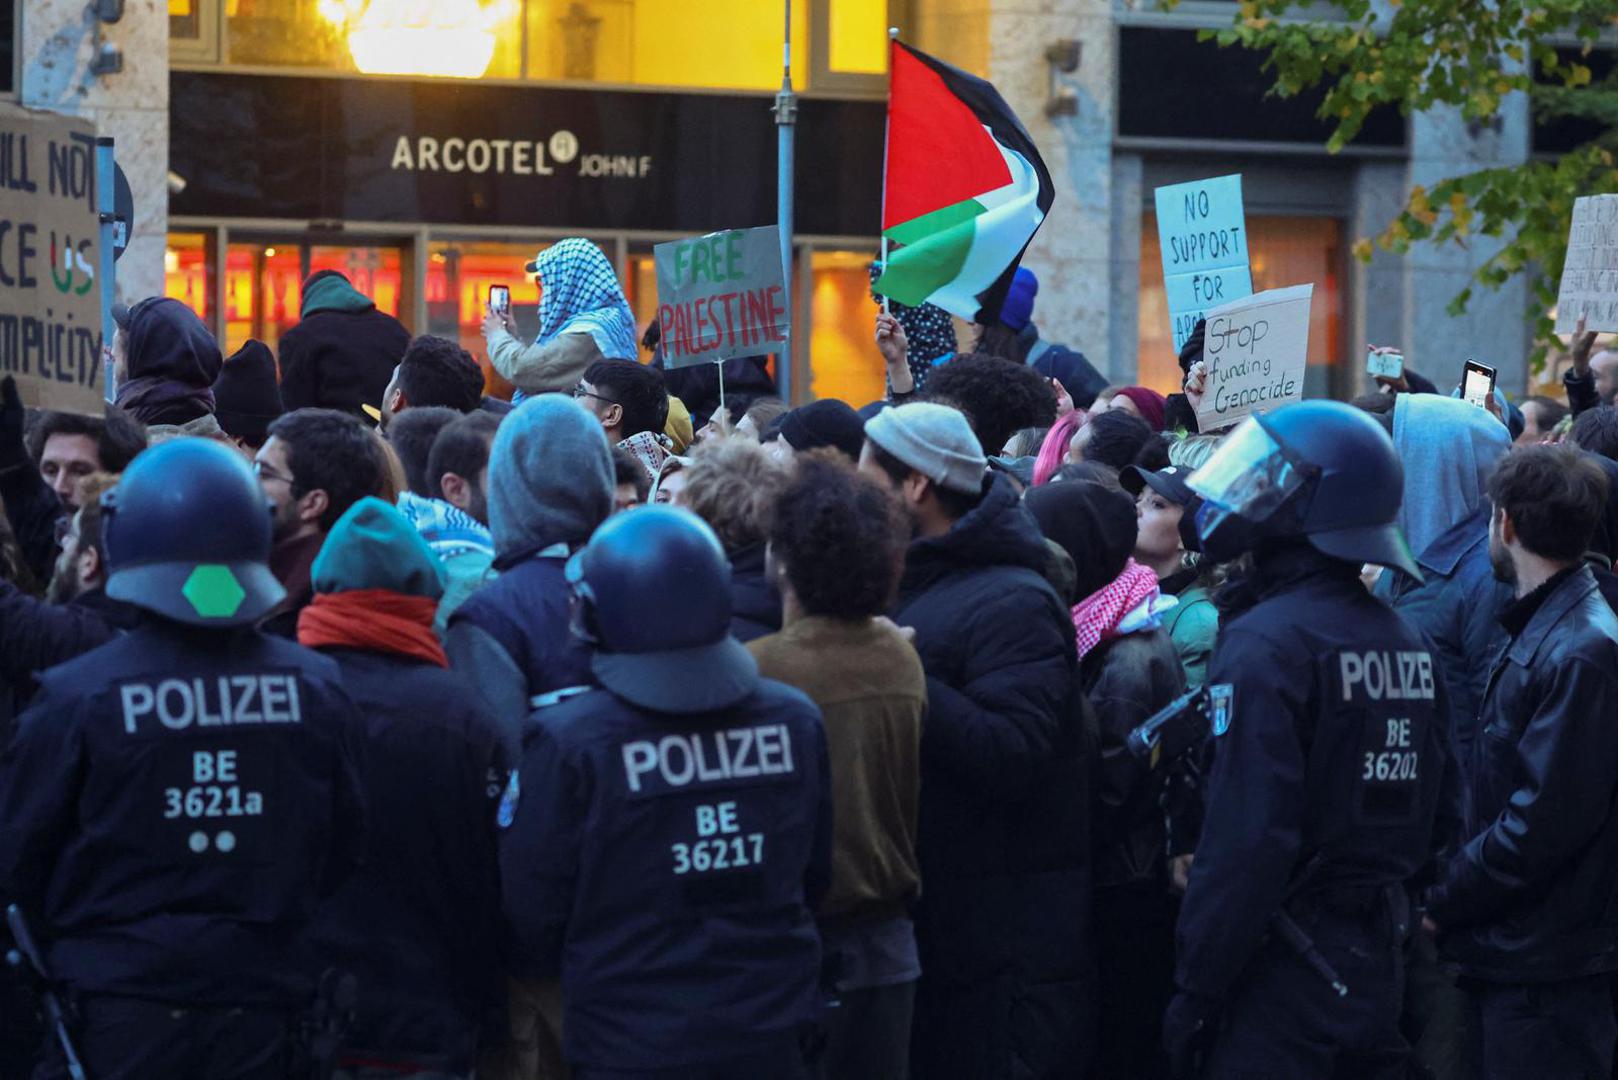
[20,0,170,305]
[988,0,1114,369]
[1404,98,1531,395]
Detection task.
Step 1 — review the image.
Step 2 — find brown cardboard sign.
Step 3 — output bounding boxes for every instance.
[0,103,104,416]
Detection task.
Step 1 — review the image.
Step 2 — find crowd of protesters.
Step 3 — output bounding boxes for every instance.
[3,236,1618,1080]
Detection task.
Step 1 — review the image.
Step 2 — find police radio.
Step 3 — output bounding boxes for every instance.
[1125,686,1213,770]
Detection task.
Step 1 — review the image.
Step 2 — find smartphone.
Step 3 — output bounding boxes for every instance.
[1366,349,1404,380]
[488,284,511,314]
[1462,359,1496,408]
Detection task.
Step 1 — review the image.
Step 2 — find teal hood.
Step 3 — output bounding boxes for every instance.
[300,271,378,318]
[312,496,446,600]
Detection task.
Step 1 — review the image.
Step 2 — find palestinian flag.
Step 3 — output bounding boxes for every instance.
[874,41,1055,324]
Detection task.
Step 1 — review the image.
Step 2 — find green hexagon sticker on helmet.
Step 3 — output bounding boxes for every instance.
[181,564,246,619]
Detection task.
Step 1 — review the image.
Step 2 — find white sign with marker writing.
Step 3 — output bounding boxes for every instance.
[1555,194,1618,333]
[1197,283,1312,432]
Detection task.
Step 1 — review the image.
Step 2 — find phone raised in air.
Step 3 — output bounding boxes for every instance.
[1366,349,1404,380]
[1462,359,1496,409]
[488,285,511,314]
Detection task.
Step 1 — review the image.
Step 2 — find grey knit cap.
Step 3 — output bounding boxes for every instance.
[864,402,987,495]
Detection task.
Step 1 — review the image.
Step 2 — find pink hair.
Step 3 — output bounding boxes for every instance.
[1033,411,1084,487]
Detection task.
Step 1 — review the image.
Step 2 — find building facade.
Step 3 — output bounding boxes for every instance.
[8,0,1541,403]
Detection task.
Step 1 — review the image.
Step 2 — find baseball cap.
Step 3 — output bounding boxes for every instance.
[1120,464,1195,505]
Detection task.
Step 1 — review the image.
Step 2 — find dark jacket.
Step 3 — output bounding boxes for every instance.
[0,458,63,587]
[651,351,775,423]
[0,622,366,1004]
[1176,547,1455,1002]
[499,679,830,1071]
[1086,626,1188,890]
[728,542,782,643]
[1565,366,1602,418]
[1428,566,1618,982]
[0,584,138,734]
[113,297,223,426]
[447,551,593,755]
[278,274,411,416]
[894,474,1090,1079]
[1376,508,1512,783]
[308,649,505,1071]
[260,531,324,639]
[1025,332,1107,412]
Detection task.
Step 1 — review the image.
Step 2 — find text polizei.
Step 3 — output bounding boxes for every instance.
[1339,650,1436,704]
[622,724,795,795]
[120,674,303,734]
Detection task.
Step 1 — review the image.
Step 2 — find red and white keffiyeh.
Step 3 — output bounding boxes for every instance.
[1071,558,1163,659]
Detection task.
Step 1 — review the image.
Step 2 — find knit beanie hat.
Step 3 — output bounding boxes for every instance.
[864,402,986,495]
[1111,386,1168,432]
[213,340,284,446]
[312,496,446,600]
[779,399,866,462]
[998,267,1039,332]
[665,395,695,454]
[487,394,614,559]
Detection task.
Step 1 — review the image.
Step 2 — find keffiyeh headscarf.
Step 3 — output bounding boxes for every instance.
[868,261,957,392]
[533,238,638,361]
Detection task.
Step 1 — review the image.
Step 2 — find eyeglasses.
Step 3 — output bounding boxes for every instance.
[572,386,618,407]
[252,459,297,486]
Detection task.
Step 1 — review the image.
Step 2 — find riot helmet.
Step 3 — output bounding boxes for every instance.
[566,506,758,713]
[102,437,286,626]
[1188,400,1420,578]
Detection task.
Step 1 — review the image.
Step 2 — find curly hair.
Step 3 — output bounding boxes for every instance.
[768,450,907,620]
[925,352,1056,456]
[397,334,484,413]
[680,435,789,553]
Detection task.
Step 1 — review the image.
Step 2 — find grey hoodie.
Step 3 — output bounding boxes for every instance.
[487,394,614,561]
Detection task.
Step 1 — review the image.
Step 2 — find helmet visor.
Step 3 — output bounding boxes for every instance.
[1187,417,1310,534]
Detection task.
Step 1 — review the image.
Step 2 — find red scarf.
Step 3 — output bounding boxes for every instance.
[297,589,447,668]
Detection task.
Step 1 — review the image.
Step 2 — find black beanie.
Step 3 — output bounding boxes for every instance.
[213,340,285,446]
[779,399,866,462]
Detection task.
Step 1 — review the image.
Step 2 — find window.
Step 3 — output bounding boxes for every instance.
[809,250,883,406]
[1138,215,1343,393]
[171,0,219,61]
[215,240,403,356]
[425,239,550,397]
[165,232,215,325]
[208,0,906,91]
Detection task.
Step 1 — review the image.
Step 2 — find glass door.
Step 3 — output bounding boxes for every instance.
[221,236,408,357]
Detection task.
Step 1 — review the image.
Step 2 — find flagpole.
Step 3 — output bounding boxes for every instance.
[774,0,797,402]
[879,27,897,317]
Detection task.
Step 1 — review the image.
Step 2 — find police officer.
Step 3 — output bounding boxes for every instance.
[1163,401,1457,1078]
[0,438,366,1080]
[499,506,831,1079]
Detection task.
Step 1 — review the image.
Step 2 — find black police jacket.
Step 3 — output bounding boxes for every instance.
[1428,565,1618,981]
[0,621,366,1004]
[893,475,1091,1078]
[1175,547,1456,1002]
[499,678,831,1071]
[306,648,506,1070]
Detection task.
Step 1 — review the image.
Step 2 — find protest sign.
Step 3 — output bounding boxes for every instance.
[1554,194,1618,333]
[0,103,103,415]
[655,226,789,370]
[1196,283,1312,432]
[1155,174,1252,353]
